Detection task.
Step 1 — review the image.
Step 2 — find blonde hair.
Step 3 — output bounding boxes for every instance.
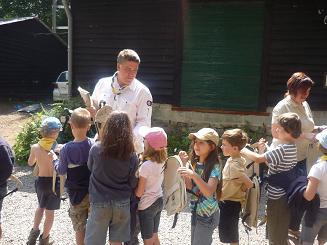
[70,107,91,129]
[222,129,248,150]
[117,49,140,64]
[143,144,167,164]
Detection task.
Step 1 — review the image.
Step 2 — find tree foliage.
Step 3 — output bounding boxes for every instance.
[0,0,67,28]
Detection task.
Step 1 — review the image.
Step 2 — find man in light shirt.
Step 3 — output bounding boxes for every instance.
[89,49,153,154]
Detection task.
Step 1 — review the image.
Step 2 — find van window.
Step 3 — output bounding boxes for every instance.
[57,72,68,83]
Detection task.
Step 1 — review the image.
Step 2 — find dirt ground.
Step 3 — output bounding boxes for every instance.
[0,101,32,146]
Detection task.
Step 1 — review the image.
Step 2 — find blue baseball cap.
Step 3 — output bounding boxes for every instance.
[41,117,62,132]
[316,129,327,149]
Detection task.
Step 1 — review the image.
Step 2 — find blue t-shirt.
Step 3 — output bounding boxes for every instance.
[54,138,94,205]
[190,163,220,217]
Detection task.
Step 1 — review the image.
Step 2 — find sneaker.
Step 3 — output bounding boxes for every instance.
[26,229,40,245]
[38,234,54,245]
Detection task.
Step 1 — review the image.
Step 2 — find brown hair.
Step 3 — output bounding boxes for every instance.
[101,111,134,160]
[278,112,302,139]
[221,129,248,150]
[286,72,314,96]
[190,140,221,182]
[70,107,91,128]
[117,49,140,64]
[143,144,168,164]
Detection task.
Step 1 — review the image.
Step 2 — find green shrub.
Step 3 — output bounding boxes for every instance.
[13,113,43,165]
[13,97,88,165]
[167,124,190,156]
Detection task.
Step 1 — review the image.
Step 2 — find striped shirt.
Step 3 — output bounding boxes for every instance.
[264,143,297,200]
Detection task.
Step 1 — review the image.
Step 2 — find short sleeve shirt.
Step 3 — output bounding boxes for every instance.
[190,163,220,217]
[264,143,297,200]
[221,157,246,202]
[308,157,327,208]
[138,160,164,210]
[271,95,315,161]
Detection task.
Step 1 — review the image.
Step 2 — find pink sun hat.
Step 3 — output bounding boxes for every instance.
[139,126,167,150]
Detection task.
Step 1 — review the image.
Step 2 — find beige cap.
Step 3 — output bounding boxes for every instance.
[94,105,113,124]
[189,128,219,145]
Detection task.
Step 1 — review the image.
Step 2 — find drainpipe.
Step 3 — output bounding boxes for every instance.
[62,0,72,98]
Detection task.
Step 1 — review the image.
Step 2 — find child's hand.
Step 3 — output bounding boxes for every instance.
[48,150,58,162]
[177,166,194,179]
[257,138,267,153]
[54,144,63,154]
[178,151,189,165]
[87,106,97,119]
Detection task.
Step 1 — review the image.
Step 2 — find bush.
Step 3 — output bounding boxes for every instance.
[13,113,43,164]
[166,124,191,156]
[13,97,88,165]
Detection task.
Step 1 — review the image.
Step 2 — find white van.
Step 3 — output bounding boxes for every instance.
[53,71,69,101]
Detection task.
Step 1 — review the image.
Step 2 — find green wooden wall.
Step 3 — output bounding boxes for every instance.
[181,2,264,111]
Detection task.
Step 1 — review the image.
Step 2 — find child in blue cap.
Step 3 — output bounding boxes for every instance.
[26,117,62,245]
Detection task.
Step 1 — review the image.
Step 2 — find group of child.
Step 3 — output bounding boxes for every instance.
[0,107,326,245]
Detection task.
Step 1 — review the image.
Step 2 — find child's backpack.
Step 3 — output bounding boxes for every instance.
[241,175,260,229]
[162,155,187,228]
[241,145,262,230]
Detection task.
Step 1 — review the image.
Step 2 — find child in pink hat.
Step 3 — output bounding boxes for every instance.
[135,126,168,245]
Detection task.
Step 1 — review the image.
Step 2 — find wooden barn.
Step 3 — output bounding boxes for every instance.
[0,17,67,99]
[69,0,327,118]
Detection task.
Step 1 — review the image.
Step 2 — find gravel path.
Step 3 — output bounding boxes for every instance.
[1,166,270,245]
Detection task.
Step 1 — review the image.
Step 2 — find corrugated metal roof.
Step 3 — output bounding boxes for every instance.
[0,17,35,25]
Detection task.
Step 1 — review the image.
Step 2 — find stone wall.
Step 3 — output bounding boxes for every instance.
[152,103,327,134]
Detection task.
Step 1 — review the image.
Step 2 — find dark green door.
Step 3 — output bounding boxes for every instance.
[181,1,264,111]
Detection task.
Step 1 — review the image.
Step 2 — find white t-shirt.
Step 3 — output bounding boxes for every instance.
[138,160,164,210]
[308,158,327,208]
[92,73,153,153]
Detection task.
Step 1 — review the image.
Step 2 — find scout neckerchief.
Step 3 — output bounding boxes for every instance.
[320,155,327,161]
[38,137,57,152]
[111,72,129,98]
[34,137,57,175]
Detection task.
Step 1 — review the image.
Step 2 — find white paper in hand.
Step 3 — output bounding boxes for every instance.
[77,86,93,107]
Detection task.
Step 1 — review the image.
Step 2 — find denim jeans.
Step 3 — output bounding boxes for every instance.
[85,199,130,245]
[191,209,219,245]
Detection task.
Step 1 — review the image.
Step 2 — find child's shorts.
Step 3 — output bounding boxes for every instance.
[138,197,163,240]
[0,185,7,223]
[301,208,327,244]
[218,200,241,243]
[68,194,90,232]
[35,177,60,210]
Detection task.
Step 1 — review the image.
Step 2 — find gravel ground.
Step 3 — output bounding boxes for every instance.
[1,166,271,245]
